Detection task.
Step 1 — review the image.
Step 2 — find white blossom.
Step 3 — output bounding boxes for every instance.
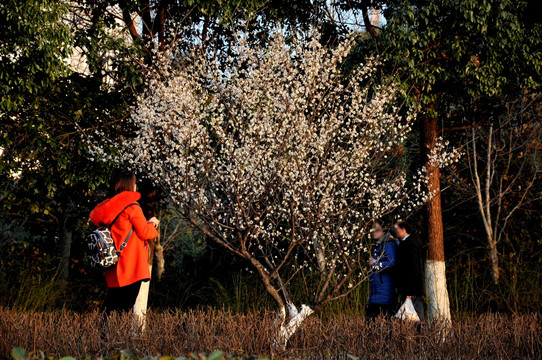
[97,28,458,315]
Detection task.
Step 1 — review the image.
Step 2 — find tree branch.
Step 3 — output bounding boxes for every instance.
[362,5,378,39]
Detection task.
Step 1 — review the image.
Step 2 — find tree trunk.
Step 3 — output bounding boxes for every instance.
[274,304,314,350]
[133,264,152,330]
[133,237,156,330]
[61,227,72,281]
[471,125,500,285]
[59,213,73,282]
[488,237,499,284]
[421,115,451,322]
[133,181,159,329]
[248,252,313,350]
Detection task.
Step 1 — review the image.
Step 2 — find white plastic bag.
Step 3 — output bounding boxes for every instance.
[395,297,421,322]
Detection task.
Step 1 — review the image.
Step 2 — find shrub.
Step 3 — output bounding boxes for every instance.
[1,308,540,359]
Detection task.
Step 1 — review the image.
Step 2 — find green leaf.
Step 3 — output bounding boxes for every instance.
[11,348,27,360]
[206,352,224,360]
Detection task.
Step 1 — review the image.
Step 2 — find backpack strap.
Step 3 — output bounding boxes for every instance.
[117,227,134,255]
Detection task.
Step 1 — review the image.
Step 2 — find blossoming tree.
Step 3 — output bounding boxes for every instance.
[103,30,455,347]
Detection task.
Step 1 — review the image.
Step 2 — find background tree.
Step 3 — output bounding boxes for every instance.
[71,0,344,69]
[457,95,542,284]
[0,0,144,304]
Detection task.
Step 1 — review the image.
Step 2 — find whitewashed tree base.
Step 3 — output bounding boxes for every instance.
[425,260,451,323]
[274,304,313,350]
[133,265,152,331]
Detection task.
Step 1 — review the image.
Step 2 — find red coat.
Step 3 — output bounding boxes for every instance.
[89,191,158,288]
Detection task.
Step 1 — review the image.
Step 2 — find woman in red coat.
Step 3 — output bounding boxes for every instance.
[90,171,159,313]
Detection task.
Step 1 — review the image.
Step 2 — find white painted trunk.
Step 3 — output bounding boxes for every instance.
[425,260,451,323]
[133,265,152,330]
[275,304,313,350]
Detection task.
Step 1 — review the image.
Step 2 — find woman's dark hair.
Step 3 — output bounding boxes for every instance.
[395,220,412,234]
[110,170,136,196]
[138,179,158,219]
[371,218,387,231]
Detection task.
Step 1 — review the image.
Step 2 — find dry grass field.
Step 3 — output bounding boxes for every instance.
[1,308,540,359]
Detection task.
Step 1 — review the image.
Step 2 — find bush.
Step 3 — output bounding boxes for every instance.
[1,308,540,359]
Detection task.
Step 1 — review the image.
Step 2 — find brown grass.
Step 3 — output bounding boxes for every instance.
[0,308,540,359]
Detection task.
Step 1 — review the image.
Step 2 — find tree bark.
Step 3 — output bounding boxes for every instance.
[362,5,379,39]
[489,239,499,283]
[61,227,72,282]
[421,115,451,322]
[59,210,73,283]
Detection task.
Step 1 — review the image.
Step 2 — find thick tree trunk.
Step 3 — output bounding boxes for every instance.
[422,115,451,322]
[425,260,451,321]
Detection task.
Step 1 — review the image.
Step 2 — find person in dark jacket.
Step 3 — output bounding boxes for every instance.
[394,220,425,321]
[366,219,398,319]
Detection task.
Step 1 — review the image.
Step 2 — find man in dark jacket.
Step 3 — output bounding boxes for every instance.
[394,221,425,321]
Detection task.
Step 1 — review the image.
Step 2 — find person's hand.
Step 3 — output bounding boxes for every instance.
[149,217,160,228]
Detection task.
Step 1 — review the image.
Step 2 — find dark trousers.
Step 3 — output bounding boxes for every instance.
[365,303,395,319]
[407,295,425,322]
[104,280,143,313]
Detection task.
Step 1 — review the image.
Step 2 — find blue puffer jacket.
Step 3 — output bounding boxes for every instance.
[368,235,398,305]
